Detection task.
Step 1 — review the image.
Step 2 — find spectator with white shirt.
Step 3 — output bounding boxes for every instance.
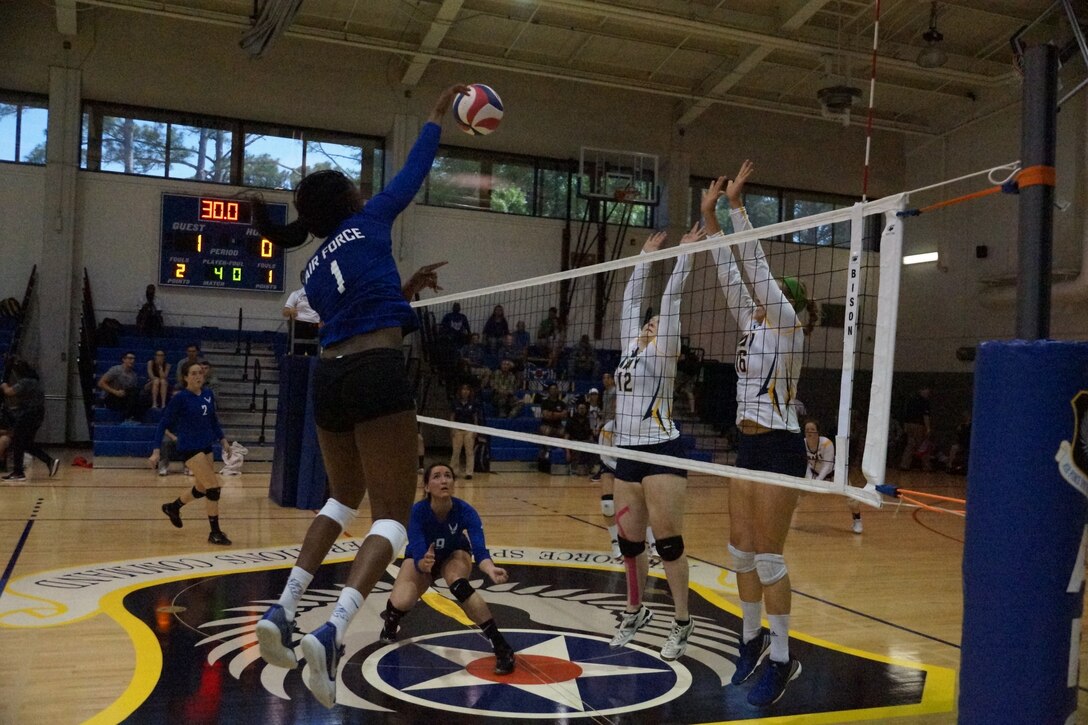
[283,279,321,355]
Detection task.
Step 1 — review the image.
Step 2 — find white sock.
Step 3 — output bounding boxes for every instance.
[767,613,790,662]
[607,524,618,542]
[740,600,763,643]
[329,587,364,645]
[278,566,313,621]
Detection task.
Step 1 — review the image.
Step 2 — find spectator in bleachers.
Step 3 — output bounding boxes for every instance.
[490,359,522,418]
[449,384,482,480]
[176,344,200,387]
[536,383,568,472]
[459,333,490,389]
[586,388,602,433]
[136,284,164,337]
[569,334,599,381]
[0,358,60,481]
[147,350,171,409]
[482,304,509,353]
[537,307,560,342]
[512,321,531,353]
[98,351,143,422]
[496,333,523,368]
[440,302,471,347]
[199,359,219,397]
[566,401,595,475]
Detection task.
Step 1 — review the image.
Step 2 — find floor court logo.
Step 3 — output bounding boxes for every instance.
[0,544,954,722]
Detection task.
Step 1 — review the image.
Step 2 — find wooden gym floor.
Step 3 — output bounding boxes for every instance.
[0,451,1084,724]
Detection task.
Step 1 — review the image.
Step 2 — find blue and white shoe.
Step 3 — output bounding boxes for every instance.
[747,656,801,707]
[300,623,343,709]
[255,604,297,669]
[731,629,770,685]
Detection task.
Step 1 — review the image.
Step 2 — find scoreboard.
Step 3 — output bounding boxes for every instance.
[159,193,289,292]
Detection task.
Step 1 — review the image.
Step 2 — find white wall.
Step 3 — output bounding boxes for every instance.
[899,89,1087,372]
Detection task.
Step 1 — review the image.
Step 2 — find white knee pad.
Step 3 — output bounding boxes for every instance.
[318,498,358,532]
[754,553,788,586]
[728,543,756,574]
[600,497,615,517]
[368,519,408,561]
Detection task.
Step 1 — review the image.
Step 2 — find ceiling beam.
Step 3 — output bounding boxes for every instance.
[400,0,464,87]
[535,0,1014,87]
[677,0,834,127]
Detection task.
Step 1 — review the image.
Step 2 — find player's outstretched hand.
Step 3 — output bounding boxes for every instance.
[429,85,472,123]
[642,231,668,253]
[403,261,447,300]
[725,160,754,206]
[679,221,706,245]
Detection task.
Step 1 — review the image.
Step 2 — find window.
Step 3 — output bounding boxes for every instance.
[425,146,653,227]
[80,101,382,190]
[0,92,48,165]
[689,177,854,246]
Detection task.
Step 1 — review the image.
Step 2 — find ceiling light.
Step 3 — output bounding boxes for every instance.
[917,2,947,68]
[903,252,939,265]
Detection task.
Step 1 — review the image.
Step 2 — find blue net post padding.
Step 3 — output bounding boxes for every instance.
[269,356,328,509]
[960,340,1088,724]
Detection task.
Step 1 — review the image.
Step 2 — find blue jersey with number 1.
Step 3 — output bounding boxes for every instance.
[302,122,442,347]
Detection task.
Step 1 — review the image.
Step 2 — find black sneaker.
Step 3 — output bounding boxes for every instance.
[494,645,516,675]
[162,502,182,528]
[747,657,801,706]
[49,459,61,478]
[2,472,27,482]
[731,629,769,685]
[208,530,232,545]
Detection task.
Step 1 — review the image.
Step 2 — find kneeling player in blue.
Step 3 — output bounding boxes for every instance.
[379,463,516,675]
[149,360,233,545]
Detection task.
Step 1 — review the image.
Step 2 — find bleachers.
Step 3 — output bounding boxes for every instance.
[90,325,287,468]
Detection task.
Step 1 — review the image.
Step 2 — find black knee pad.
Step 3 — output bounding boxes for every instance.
[190,486,206,499]
[617,536,646,559]
[449,578,475,603]
[656,535,685,562]
[204,487,222,501]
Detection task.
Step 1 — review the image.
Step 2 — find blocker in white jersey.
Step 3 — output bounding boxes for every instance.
[612,243,692,448]
[714,206,805,434]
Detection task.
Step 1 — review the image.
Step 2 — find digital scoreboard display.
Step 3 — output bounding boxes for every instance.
[159,193,289,292]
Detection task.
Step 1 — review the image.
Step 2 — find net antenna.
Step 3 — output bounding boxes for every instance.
[1010,0,1088,107]
[570,147,659,338]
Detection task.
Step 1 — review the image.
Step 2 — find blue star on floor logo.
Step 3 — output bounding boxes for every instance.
[362,629,692,718]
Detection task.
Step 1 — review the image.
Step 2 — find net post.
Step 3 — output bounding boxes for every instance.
[1015,43,1058,340]
[959,341,1088,723]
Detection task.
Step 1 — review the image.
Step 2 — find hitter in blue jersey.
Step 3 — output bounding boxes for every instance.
[149,360,233,545]
[253,84,467,709]
[379,463,515,675]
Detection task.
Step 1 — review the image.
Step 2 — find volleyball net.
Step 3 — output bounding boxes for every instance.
[411,194,907,506]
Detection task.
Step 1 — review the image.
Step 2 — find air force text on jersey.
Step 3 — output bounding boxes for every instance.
[303,228,367,283]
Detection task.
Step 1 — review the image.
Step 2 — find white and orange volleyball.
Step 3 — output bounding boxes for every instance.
[452,84,504,136]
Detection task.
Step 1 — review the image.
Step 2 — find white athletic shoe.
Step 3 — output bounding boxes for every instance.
[660,619,695,661]
[610,605,653,647]
[300,623,341,709]
[852,518,863,534]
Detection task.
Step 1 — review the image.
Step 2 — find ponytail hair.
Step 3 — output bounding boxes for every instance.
[802,298,819,337]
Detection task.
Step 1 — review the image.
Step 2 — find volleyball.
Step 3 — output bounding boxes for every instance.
[453,84,504,136]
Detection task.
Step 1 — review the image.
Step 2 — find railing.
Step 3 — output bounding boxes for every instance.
[249,357,262,412]
[2,265,37,380]
[258,389,269,444]
[76,268,98,433]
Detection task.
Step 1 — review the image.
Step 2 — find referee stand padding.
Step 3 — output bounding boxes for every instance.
[960,340,1088,724]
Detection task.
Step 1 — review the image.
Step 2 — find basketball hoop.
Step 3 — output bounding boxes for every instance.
[613,187,638,203]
